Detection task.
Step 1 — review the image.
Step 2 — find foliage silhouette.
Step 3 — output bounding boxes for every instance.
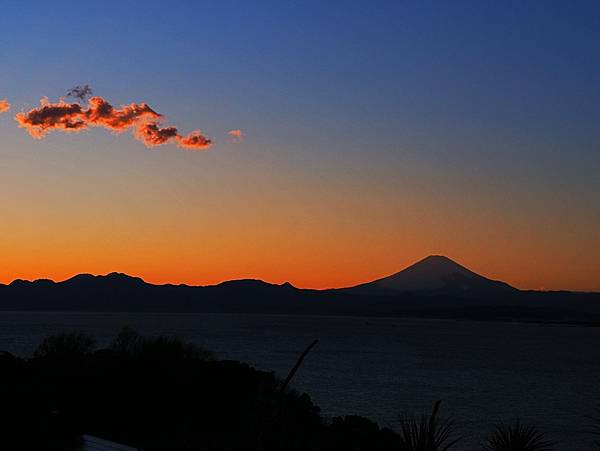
[0,329,333,450]
[396,401,462,451]
[33,331,96,359]
[109,326,214,361]
[324,415,400,451]
[483,421,555,451]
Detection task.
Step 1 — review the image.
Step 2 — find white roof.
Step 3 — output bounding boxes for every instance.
[82,435,139,451]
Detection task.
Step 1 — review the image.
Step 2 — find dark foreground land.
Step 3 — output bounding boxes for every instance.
[1,330,401,451]
[2,329,599,451]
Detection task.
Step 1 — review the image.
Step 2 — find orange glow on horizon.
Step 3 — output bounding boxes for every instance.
[1,239,598,292]
[1,258,598,293]
[1,138,598,293]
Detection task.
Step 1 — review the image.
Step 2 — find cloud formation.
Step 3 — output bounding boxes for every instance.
[227,129,244,143]
[177,131,213,150]
[135,122,179,147]
[0,99,10,114]
[15,96,212,151]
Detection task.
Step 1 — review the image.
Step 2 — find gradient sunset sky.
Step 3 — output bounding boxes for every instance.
[1,1,599,291]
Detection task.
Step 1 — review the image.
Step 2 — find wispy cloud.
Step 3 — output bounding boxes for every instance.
[227,129,244,144]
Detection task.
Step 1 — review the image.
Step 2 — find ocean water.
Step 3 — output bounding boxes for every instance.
[1,312,598,449]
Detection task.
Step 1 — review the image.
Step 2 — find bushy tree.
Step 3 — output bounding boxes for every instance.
[109,326,213,361]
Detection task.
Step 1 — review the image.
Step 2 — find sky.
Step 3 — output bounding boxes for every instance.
[1,1,599,291]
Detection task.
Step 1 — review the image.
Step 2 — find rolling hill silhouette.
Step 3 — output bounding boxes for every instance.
[1,256,599,322]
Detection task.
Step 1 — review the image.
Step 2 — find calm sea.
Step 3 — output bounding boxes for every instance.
[1,312,598,449]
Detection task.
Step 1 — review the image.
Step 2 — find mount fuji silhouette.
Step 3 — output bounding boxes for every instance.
[344,255,516,297]
[1,256,599,322]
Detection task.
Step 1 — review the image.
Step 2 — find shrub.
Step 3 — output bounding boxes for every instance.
[33,332,96,359]
[110,326,213,361]
[109,325,141,354]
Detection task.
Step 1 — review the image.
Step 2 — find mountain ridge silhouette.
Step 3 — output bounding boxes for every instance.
[1,256,599,322]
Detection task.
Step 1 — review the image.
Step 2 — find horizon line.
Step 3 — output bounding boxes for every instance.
[2,255,598,294]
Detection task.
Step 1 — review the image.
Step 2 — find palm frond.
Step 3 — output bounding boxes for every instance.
[484,421,555,451]
[397,400,462,451]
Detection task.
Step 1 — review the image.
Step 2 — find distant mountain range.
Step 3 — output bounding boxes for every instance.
[1,256,599,323]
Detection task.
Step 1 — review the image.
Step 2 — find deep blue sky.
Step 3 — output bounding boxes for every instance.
[1,1,599,290]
